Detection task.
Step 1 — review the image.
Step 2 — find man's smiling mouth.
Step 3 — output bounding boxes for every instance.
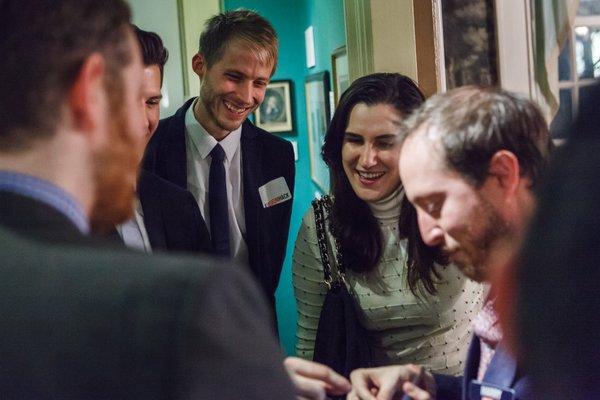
[224,100,250,114]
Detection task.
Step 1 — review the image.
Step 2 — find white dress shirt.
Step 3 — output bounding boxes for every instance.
[184,100,249,265]
[117,197,152,253]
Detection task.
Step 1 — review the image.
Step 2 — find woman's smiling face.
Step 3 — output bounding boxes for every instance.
[341,102,403,203]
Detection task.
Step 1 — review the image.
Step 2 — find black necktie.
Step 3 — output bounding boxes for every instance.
[209,144,230,257]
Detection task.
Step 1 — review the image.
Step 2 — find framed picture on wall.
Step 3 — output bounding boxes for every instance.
[412,0,499,95]
[331,45,349,106]
[305,71,331,193]
[254,80,294,133]
[439,0,499,89]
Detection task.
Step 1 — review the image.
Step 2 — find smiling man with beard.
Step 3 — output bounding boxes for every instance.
[347,87,551,400]
[143,9,295,323]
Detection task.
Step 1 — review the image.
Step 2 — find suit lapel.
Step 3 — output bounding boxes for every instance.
[481,342,517,388]
[138,171,167,250]
[241,121,262,277]
[462,336,481,400]
[462,338,518,400]
[162,98,195,189]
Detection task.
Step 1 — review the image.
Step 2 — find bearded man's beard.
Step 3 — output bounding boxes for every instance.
[456,196,510,282]
[89,76,139,234]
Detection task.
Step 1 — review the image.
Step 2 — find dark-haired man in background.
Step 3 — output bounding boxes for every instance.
[143,9,295,321]
[117,25,211,254]
[0,1,295,398]
[348,87,551,400]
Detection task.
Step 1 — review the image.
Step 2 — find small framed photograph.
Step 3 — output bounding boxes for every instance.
[305,71,331,193]
[331,45,349,106]
[254,80,294,133]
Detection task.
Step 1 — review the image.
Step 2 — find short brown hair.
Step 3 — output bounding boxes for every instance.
[199,9,278,75]
[0,0,132,151]
[132,24,169,84]
[401,86,551,188]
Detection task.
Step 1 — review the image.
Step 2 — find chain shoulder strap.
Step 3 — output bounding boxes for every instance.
[311,195,345,289]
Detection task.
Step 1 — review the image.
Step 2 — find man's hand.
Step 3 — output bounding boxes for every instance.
[347,364,437,400]
[283,357,351,400]
[398,381,433,400]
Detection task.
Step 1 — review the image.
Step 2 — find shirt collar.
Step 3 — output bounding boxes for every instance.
[0,170,90,234]
[185,98,242,161]
[134,195,144,218]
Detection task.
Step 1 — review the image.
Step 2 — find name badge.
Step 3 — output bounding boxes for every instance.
[469,380,515,400]
[258,177,292,208]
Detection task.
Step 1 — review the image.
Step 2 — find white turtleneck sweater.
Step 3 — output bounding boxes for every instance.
[292,188,485,375]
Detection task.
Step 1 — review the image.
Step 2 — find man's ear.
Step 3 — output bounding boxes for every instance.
[192,53,206,79]
[68,53,106,134]
[487,150,521,196]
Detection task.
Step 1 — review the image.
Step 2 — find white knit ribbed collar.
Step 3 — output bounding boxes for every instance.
[367,186,403,226]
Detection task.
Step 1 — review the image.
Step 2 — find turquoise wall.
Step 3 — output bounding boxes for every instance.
[224,0,346,355]
[305,0,346,80]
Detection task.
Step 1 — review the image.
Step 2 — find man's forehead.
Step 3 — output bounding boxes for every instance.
[401,128,446,168]
[408,122,446,147]
[400,132,473,196]
[219,38,274,70]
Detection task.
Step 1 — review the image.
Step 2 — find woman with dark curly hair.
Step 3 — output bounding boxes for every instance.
[292,73,484,373]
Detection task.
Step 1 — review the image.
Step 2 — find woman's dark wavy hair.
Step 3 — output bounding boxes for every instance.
[322,73,447,295]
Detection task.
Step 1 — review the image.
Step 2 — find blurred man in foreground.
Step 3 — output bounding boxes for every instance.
[510,82,600,399]
[348,87,551,400]
[0,1,294,397]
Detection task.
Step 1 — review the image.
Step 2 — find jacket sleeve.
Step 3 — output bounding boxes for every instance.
[433,373,463,400]
[174,260,295,400]
[292,206,328,360]
[184,191,212,254]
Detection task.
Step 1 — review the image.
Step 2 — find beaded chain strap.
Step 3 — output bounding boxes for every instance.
[311,195,345,289]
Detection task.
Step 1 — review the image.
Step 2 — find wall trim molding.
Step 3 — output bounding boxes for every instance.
[176,0,190,97]
[495,0,535,97]
[344,0,374,82]
[414,0,441,96]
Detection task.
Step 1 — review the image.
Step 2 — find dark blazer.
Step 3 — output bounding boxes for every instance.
[138,170,211,254]
[435,337,533,400]
[0,190,109,248]
[0,193,295,399]
[143,98,295,316]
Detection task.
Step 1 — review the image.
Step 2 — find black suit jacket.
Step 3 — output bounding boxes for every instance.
[138,170,211,254]
[143,98,295,315]
[0,191,295,399]
[0,190,109,248]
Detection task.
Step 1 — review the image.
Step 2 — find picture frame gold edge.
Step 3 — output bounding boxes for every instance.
[254,79,294,133]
